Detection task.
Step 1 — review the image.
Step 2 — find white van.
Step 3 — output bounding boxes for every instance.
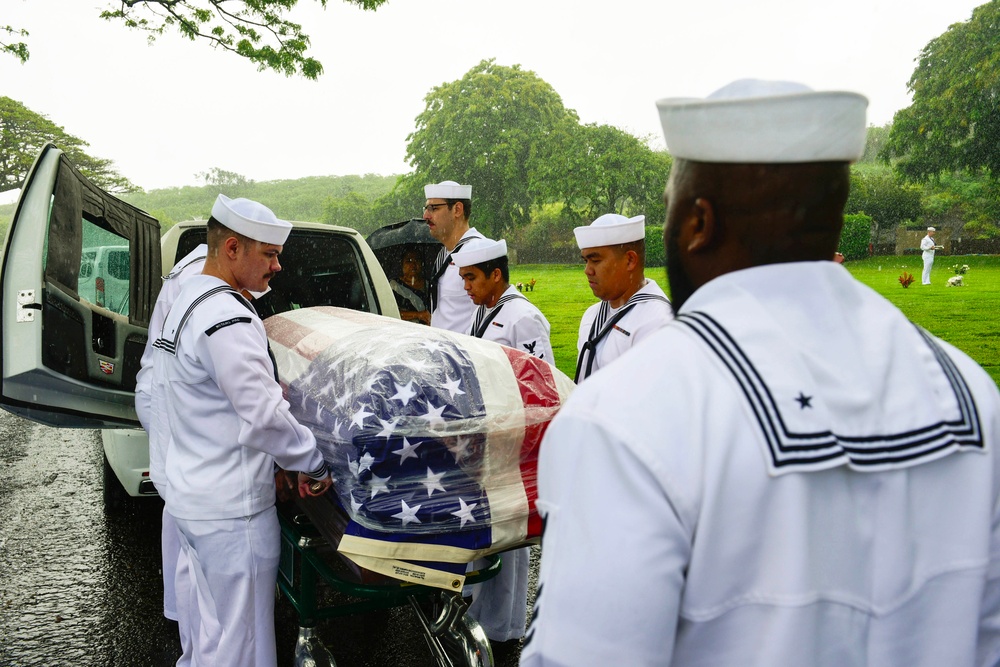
[0,144,401,507]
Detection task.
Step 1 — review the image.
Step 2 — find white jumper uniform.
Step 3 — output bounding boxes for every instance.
[431,227,485,333]
[150,274,327,667]
[575,278,672,382]
[134,244,209,665]
[523,262,1000,667]
[465,284,554,642]
[920,234,937,285]
[469,285,554,364]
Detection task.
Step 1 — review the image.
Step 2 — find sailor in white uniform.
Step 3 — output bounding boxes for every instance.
[522,80,1000,667]
[135,243,214,666]
[423,180,485,332]
[451,237,553,645]
[920,226,943,285]
[454,237,554,363]
[149,195,333,667]
[574,214,672,383]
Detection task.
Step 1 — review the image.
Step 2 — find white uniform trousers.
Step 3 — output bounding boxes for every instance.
[922,254,934,284]
[466,546,530,642]
[175,507,280,667]
[164,508,220,666]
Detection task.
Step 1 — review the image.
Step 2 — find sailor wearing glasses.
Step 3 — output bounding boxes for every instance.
[422,180,485,332]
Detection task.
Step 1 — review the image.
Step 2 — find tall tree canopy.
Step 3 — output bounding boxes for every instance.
[7,0,389,79]
[406,59,580,239]
[540,122,671,221]
[885,1,1000,180]
[0,97,137,193]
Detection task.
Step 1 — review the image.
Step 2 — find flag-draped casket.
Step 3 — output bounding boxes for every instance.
[265,307,575,590]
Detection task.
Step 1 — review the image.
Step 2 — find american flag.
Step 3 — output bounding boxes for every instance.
[265,307,574,589]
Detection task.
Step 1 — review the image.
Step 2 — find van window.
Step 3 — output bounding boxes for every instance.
[172,227,378,318]
[78,219,130,315]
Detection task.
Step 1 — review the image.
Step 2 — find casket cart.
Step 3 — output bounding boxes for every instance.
[276,495,501,667]
[266,306,575,667]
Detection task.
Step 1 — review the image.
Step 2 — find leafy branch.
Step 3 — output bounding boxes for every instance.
[1,25,29,64]
[7,1,390,78]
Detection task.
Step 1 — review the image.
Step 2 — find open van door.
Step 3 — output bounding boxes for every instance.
[0,144,161,428]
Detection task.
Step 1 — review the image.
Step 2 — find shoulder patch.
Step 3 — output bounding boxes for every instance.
[205,316,252,336]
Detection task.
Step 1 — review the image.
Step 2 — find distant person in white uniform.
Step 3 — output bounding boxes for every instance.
[920,226,943,285]
[149,195,334,667]
[574,214,672,382]
[423,180,485,332]
[521,80,1000,667]
[135,243,214,666]
[451,236,553,647]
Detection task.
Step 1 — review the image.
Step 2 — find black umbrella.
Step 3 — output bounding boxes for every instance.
[366,219,442,286]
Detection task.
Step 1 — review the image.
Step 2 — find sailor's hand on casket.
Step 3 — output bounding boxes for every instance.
[298,471,333,498]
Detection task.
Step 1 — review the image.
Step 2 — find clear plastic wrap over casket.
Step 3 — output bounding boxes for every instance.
[265,307,575,545]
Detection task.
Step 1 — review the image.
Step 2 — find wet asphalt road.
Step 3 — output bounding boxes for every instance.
[0,410,531,667]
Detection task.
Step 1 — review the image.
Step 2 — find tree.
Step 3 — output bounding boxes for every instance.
[0,97,137,193]
[2,25,29,63]
[539,123,672,223]
[6,0,389,79]
[197,167,256,195]
[860,123,891,164]
[845,164,922,243]
[885,1,1000,180]
[322,191,373,234]
[406,59,580,239]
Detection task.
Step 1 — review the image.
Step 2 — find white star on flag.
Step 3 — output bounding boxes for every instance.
[393,437,420,463]
[351,407,374,429]
[335,391,351,408]
[391,380,417,406]
[350,495,363,514]
[446,435,472,462]
[405,357,431,374]
[348,455,359,478]
[442,375,465,399]
[358,452,375,475]
[421,340,444,354]
[420,402,447,429]
[370,473,391,498]
[376,417,400,438]
[422,467,447,496]
[452,497,478,528]
[392,499,422,526]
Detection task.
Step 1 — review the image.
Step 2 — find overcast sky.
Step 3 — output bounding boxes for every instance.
[0,0,986,200]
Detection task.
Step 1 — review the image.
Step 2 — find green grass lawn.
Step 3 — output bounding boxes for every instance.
[511,256,1000,386]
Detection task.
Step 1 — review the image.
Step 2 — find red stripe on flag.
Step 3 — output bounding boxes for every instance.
[500,347,561,540]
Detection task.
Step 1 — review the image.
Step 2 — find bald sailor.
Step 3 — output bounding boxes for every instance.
[451,236,551,646]
[454,237,554,363]
[149,195,333,667]
[574,213,672,383]
[522,79,1000,667]
[423,180,485,332]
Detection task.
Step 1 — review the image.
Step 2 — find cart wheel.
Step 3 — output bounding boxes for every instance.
[294,625,336,667]
[440,614,493,667]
